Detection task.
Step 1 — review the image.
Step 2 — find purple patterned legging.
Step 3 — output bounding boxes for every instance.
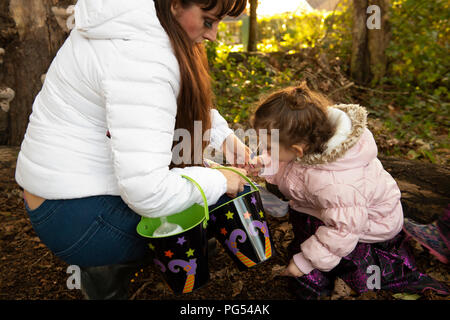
[287,208,449,300]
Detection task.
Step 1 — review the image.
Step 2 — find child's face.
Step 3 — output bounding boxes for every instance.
[262,135,298,163]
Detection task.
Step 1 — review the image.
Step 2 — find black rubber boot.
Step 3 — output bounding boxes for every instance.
[80,259,149,300]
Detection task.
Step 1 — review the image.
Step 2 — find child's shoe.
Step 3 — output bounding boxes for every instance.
[403,218,450,264]
[288,269,335,300]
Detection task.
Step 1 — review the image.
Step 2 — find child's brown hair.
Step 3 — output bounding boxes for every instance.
[251,82,336,155]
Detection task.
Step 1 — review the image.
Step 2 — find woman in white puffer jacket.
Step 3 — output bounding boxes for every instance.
[15,0,249,299]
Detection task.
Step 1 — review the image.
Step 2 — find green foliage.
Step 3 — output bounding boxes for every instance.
[206,0,448,163]
[387,0,449,95]
[217,2,354,58]
[257,11,328,52]
[317,0,353,70]
[208,2,353,124]
[207,40,293,124]
[379,0,449,163]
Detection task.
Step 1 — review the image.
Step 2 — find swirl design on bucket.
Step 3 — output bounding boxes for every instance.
[168,259,198,293]
[153,258,166,272]
[225,229,257,267]
[249,220,272,259]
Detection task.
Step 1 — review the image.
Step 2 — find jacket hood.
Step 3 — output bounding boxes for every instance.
[74,0,169,43]
[295,104,377,170]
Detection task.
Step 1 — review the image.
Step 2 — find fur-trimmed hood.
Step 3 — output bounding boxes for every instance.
[295,104,378,170]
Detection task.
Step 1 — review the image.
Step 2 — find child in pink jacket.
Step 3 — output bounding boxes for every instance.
[251,83,449,299]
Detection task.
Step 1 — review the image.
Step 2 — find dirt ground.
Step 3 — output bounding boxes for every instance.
[0,147,449,300]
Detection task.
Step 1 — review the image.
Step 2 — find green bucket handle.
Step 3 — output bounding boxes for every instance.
[181,175,209,227]
[212,166,259,192]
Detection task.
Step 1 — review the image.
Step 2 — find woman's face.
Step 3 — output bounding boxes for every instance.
[171,2,222,43]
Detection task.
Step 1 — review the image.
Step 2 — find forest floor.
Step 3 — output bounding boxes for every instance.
[1,45,449,301]
[0,146,449,301]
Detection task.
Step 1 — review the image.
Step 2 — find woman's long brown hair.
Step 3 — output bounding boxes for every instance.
[154,0,247,168]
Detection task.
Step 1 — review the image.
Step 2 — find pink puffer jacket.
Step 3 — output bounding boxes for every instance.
[263,104,403,274]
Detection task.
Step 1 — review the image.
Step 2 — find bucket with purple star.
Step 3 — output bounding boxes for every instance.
[136,175,210,294]
[209,167,274,270]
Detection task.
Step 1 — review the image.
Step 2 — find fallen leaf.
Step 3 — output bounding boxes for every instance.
[211,268,228,280]
[154,282,166,291]
[331,278,354,298]
[271,265,285,279]
[278,222,291,233]
[281,240,291,250]
[392,293,421,300]
[4,225,15,232]
[232,280,244,297]
[407,150,420,160]
[387,138,399,146]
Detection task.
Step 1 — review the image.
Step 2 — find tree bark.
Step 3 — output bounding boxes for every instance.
[351,0,390,85]
[0,0,75,146]
[247,0,258,52]
[379,156,450,224]
[367,0,391,84]
[350,0,371,84]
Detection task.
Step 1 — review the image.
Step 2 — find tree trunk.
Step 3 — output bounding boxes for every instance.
[379,156,450,224]
[350,0,371,84]
[247,0,258,52]
[351,0,390,85]
[367,0,391,84]
[0,0,75,146]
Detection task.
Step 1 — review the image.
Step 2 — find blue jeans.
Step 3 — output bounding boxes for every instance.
[24,195,150,267]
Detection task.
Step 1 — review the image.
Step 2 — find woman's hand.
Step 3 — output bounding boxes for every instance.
[222,134,264,176]
[203,158,248,197]
[216,167,248,198]
[281,259,304,278]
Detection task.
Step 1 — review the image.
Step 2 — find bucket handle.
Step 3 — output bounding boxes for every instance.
[212,166,259,192]
[181,175,209,226]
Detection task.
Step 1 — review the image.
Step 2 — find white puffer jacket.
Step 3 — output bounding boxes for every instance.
[15,0,233,218]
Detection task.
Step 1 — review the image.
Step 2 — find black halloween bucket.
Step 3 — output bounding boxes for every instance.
[136,175,210,294]
[209,167,274,270]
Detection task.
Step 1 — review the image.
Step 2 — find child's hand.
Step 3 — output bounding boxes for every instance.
[281,259,304,278]
[244,155,265,176]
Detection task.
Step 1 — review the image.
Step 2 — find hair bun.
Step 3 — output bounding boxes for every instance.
[293,81,310,93]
